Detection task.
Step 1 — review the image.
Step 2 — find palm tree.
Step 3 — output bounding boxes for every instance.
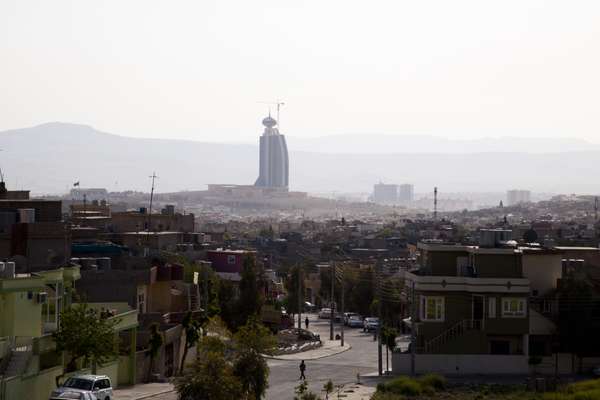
[381,326,397,374]
[179,312,202,375]
[147,323,164,382]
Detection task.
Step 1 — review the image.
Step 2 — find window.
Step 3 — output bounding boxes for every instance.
[502,297,526,317]
[488,297,496,318]
[542,300,553,314]
[490,340,510,355]
[420,296,444,321]
[137,287,146,314]
[227,255,236,265]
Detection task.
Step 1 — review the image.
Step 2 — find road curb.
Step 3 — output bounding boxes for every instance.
[265,342,352,361]
[122,388,175,400]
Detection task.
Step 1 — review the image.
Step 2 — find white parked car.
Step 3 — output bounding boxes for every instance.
[51,375,112,400]
[50,391,97,400]
[343,312,359,325]
[318,308,332,319]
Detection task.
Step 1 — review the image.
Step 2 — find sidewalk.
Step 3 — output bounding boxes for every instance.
[113,383,174,400]
[266,339,351,361]
[335,383,376,399]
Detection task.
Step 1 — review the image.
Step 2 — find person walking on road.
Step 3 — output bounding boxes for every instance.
[299,360,306,380]
[305,317,309,330]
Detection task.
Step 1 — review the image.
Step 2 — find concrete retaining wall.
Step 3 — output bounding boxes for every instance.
[392,353,529,375]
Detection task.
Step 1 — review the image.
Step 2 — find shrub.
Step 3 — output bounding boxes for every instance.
[418,373,447,391]
[568,380,600,394]
[372,392,405,400]
[381,376,422,396]
[542,393,572,400]
[572,389,600,400]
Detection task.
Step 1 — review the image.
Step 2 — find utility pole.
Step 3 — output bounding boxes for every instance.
[340,263,345,347]
[330,260,335,341]
[82,194,87,227]
[433,187,438,221]
[410,279,416,376]
[147,172,158,231]
[377,260,383,376]
[203,266,209,311]
[297,265,302,330]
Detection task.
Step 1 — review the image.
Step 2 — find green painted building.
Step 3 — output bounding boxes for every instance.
[0,266,138,400]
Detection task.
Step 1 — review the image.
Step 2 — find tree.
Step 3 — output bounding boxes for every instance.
[218,278,238,329]
[179,312,202,375]
[379,279,404,327]
[175,344,243,400]
[557,276,600,362]
[236,255,265,328]
[285,265,305,316]
[233,318,275,399]
[381,327,397,374]
[234,317,276,355]
[53,303,119,373]
[147,323,164,382]
[233,350,269,400]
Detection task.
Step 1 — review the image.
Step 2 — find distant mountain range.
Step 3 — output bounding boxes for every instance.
[1,122,600,195]
[287,134,600,154]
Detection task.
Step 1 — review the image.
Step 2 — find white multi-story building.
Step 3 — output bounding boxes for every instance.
[507,190,531,206]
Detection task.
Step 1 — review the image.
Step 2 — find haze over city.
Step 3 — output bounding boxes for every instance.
[3,0,600,143]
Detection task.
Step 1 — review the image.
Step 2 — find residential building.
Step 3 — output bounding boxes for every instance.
[507,189,531,206]
[110,209,194,233]
[0,194,70,273]
[372,183,398,204]
[0,265,139,400]
[394,240,559,375]
[398,184,414,204]
[69,188,109,201]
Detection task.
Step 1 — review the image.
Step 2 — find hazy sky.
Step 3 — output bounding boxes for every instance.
[2,0,600,143]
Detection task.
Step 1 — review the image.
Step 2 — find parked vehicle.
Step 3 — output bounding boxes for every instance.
[347,315,364,328]
[343,312,359,325]
[318,308,332,319]
[51,375,112,400]
[334,312,343,323]
[363,317,380,332]
[50,391,97,400]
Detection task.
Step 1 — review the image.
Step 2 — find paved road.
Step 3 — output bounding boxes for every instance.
[143,313,380,400]
[266,313,379,399]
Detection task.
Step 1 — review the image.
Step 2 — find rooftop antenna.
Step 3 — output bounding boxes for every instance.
[147,172,158,232]
[258,100,285,128]
[433,187,438,220]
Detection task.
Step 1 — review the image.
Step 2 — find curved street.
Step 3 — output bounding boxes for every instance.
[143,313,381,400]
[266,313,380,399]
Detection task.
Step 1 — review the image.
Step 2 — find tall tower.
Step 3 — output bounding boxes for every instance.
[254,114,289,189]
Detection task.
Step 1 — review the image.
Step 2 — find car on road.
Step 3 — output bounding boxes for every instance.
[51,375,112,400]
[318,308,332,318]
[50,391,97,400]
[347,315,364,328]
[343,312,359,325]
[363,317,380,332]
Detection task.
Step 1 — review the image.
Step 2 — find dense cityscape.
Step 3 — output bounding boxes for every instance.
[3,2,600,400]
